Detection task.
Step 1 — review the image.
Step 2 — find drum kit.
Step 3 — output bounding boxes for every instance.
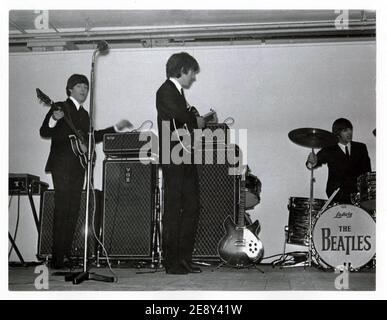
[277,127,376,270]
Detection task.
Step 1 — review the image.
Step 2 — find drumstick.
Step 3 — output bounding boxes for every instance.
[318,188,340,214]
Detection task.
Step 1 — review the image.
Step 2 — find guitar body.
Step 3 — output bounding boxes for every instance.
[218,216,264,267]
[69,135,88,168]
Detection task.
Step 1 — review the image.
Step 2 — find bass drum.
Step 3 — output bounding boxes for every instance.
[312,204,375,270]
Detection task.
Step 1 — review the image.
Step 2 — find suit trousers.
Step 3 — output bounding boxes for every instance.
[51,157,85,265]
[162,164,200,268]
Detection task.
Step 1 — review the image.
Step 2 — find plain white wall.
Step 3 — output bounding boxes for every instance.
[9,42,376,261]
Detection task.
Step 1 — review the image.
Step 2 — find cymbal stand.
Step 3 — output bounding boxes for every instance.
[307,148,316,267]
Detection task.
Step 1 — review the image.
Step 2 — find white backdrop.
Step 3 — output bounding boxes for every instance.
[9,42,376,261]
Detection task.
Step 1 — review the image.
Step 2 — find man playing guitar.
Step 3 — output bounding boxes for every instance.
[40,74,131,269]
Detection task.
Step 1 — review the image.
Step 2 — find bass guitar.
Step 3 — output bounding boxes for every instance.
[218,166,264,267]
[36,88,89,169]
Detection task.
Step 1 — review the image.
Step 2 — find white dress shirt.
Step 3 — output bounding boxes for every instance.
[338,142,351,156]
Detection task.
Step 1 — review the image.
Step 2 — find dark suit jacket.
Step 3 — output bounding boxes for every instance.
[156,79,198,164]
[40,98,115,172]
[315,141,371,202]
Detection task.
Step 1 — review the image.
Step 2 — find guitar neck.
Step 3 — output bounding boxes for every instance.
[237,179,246,228]
[37,88,85,142]
[51,102,85,142]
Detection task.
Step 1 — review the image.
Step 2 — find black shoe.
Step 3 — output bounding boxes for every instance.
[180,260,202,273]
[165,266,188,275]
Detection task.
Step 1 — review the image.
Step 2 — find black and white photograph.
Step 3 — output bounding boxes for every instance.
[4,2,386,302]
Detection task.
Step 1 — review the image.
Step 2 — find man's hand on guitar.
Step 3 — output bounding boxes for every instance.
[196,116,205,129]
[189,106,200,117]
[115,119,133,131]
[208,113,218,124]
[52,110,64,121]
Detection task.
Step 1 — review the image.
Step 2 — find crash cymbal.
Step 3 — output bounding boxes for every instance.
[288,128,337,149]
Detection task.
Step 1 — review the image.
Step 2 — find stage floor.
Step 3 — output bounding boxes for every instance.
[8,263,375,291]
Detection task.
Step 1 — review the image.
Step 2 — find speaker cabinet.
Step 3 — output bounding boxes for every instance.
[102,160,157,259]
[38,189,102,259]
[193,146,240,259]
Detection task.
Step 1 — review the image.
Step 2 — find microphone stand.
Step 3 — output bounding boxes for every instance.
[65,43,114,284]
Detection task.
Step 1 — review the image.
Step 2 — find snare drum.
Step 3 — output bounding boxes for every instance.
[312,204,375,270]
[287,197,327,246]
[357,172,376,211]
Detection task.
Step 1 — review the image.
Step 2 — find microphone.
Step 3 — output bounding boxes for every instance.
[96,40,109,53]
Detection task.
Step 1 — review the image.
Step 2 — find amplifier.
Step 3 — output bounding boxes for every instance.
[9,173,42,195]
[103,131,158,157]
[202,123,230,145]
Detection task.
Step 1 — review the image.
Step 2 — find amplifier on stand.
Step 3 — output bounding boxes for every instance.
[9,173,43,195]
[202,123,230,145]
[103,131,158,158]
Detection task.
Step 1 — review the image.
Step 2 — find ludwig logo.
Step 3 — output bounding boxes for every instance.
[334,211,353,218]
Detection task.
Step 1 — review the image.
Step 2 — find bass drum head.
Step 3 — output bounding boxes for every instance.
[312,204,375,269]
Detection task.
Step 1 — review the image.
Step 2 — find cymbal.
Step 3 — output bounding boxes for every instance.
[288,128,337,149]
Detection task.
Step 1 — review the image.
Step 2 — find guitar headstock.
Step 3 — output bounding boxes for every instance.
[36,88,53,106]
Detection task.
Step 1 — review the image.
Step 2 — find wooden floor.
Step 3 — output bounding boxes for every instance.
[8,262,375,291]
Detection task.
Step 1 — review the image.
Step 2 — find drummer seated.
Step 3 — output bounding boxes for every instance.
[305,118,371,204]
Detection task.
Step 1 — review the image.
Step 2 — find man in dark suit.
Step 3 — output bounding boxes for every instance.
[307,118,371,204]
[40,74,131,269]
[156,52,205,274]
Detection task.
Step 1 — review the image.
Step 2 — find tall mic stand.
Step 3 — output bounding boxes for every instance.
[66,42,114,284]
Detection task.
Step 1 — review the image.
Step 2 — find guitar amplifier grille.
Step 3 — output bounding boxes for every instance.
[38,190,101,259]
[102,160,156,258]
[193,146,239,259]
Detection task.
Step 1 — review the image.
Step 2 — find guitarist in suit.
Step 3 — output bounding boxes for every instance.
[40,74,131,269]
[306,118,372,204]
[156,52,205,274]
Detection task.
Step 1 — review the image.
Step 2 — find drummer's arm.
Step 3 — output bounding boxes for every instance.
[361,144,372,172]
[306,149,325,170]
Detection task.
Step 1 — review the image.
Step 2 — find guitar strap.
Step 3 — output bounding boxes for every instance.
[62,100,85,141]
[62,100,76,130]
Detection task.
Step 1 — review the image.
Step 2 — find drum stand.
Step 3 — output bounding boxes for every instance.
[273,149,317,269]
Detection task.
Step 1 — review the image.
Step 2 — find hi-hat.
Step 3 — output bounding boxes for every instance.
[288,128,337,149]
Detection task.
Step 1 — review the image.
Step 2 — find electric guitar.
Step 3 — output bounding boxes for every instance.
[218,166,264,267]
[36,88,89,168]
[172,108,218,153]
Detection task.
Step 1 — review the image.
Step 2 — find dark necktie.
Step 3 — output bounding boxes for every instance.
[345,145,350,157]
